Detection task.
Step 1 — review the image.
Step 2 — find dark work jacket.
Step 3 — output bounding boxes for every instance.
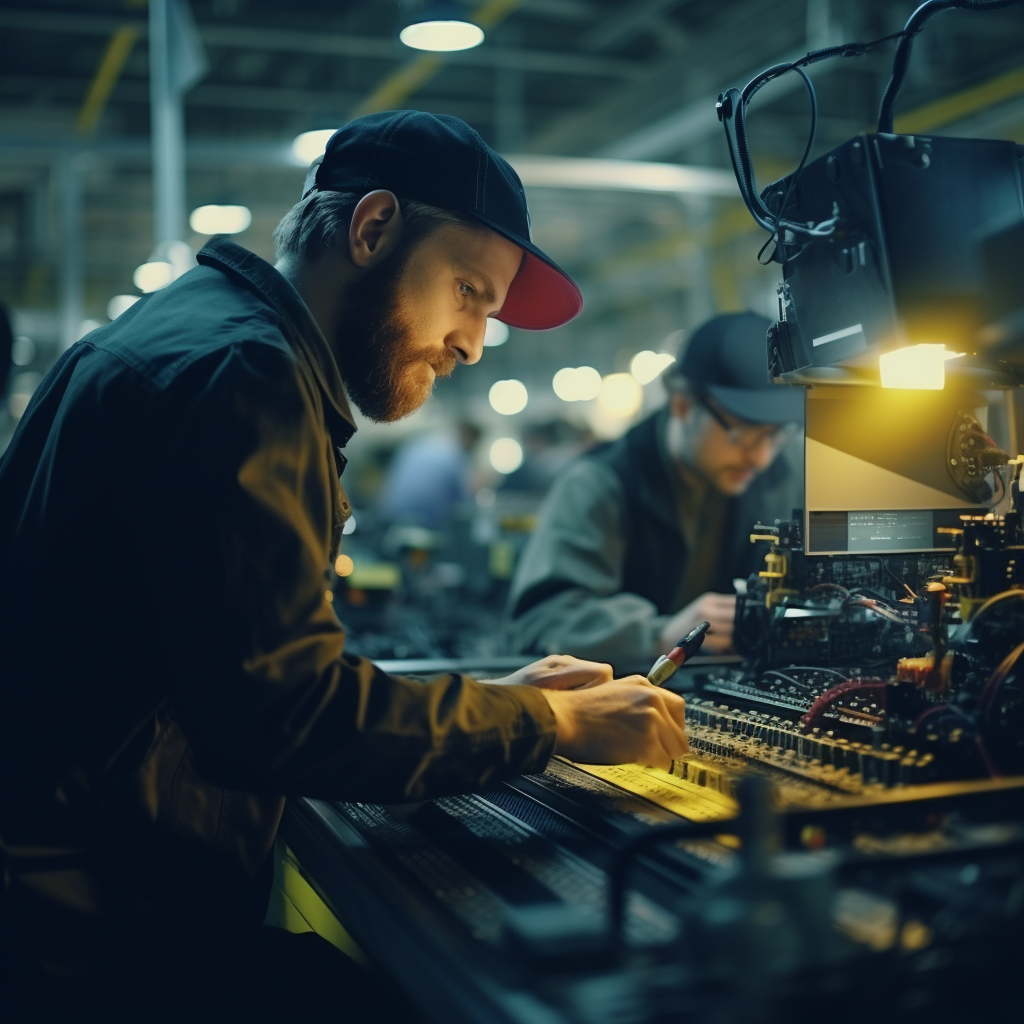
[0,238,555,972]
[590,410,792,614]
[507,408,801,666]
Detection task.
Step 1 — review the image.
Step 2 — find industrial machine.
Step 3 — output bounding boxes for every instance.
[280,4,1024,1020]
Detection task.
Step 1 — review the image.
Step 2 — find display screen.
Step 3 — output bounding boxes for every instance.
[807,508,973,554]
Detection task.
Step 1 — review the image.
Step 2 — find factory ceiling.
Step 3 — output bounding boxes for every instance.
[1,0,1024,416]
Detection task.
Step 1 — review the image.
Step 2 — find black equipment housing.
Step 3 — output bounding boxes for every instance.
[763,133,1024,381]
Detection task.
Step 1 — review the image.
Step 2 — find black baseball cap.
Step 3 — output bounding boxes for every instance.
[302,110,583,331]
[671,312,803,424]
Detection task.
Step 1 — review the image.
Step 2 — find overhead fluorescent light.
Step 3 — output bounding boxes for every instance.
[506,156,738,197]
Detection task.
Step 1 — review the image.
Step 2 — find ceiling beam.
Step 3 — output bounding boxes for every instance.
[0,134,739,197]
[0,9,643,80]
[529,0,806,155]
[0,74,497,123]
[580,0,688,51]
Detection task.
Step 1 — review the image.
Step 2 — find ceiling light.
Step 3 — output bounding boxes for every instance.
[484,319,509,347]
[107,295,140,320]
[630,350,676,385]
[488,379,528,415]
[489,438,523,474]
[189,204,251,235]
[507,156,738,197]
[400,5,484,52]
[292,128,337,166]
[879,344,964,390]
[552,366,602,402]
[597,373,643,419]
[133,261,174,293]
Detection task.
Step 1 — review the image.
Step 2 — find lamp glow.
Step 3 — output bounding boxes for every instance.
[484,319,509,347]
[879,344,964,390]
[597,373,643,419]
[489,379,528,415]
[133,261,174,293]
[489,438,523,474]
[552,366,601,402]
[189,204,251,235]
[292,128,337,165]
[629,350,676,385]
[400,19,484,52]
[107,295,139,320]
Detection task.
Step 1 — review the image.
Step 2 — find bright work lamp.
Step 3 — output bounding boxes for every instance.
[399,4,484,52]
[878,344,964,391]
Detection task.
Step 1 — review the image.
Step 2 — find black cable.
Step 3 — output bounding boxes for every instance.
[719,0,1024,255]
[717,31,909,254]
[767,65,818,262]
[878,1,1024,133]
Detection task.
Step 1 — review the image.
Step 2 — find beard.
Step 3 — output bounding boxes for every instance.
[335,244,457,423]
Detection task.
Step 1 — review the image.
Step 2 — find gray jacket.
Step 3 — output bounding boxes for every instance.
[506,408,802,669]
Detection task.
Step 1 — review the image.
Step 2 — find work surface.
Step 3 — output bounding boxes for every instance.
[279,691,1024,1023]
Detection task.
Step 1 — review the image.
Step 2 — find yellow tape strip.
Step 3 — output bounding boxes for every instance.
[571,761,738,822]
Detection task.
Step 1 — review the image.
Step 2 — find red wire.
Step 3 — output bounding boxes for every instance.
[800,678,888,732]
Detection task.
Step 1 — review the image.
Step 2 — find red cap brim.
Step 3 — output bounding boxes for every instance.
[496,251,583,331]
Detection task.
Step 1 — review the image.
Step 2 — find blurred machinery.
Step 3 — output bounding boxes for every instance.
[281,5,1024,1021]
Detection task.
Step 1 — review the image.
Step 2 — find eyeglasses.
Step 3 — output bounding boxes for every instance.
[693,391,795,451]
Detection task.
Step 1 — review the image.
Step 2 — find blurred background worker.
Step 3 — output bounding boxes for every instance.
[506,312,804,668]
[377,421,482,531]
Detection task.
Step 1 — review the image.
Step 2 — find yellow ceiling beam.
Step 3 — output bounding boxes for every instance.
[76,24,140,135]
[894,65,1024,134]
[352,0,522,118]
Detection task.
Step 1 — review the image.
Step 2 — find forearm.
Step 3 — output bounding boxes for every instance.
[177,652,557,802]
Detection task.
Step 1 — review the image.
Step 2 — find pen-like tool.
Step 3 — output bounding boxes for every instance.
[647,620,711,687]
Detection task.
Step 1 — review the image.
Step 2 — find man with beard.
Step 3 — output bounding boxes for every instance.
[507,313,803,668]
[0,111,688,1019]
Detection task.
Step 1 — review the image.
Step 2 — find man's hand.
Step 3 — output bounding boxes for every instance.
[543,677,688,769]
[660,592,736,655]
[486,655,614,690]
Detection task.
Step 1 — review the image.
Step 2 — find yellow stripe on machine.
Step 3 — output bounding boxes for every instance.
[571,759,738,821]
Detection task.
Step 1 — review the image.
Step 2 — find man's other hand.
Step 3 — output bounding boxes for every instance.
[660,592,736,655]
[543,676,688,769]
[486,655,614,690]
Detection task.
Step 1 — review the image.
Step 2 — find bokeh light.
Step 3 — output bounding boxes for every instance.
[189,205,252,235]
[489,379,528,415]
[552,366,602,402]
[291,128,336,165]
[597,373,643,419]
[107,295,139,320]
[489,437,524,474]
[629,350,676,385]
[483,319,509,347]
[133,261,174,293]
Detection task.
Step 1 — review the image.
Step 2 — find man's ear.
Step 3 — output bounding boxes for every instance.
[349,190,403,268]
[669,392,692,420]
